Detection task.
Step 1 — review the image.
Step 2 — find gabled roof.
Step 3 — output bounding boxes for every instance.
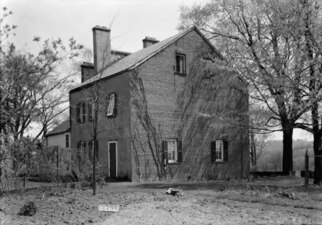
[70,26,223,93]
[46,120,70,137]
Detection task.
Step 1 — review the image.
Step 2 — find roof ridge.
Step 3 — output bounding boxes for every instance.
[70,26,219,92]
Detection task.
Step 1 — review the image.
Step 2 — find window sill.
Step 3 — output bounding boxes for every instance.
[214,160,225,164]
[174,72,187,76]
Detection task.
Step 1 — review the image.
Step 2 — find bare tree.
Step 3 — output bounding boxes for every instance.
[0,7,85,187]
[1,33,83,140]
[72,26,118,195]
[178,0,322,176]
[290,0,322,184]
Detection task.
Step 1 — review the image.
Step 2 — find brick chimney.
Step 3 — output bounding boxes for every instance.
[142,36,159,48]
[92,26,111,73]
[81,62,95,83]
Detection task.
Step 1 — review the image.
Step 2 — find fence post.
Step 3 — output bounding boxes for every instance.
[305,149,309,190]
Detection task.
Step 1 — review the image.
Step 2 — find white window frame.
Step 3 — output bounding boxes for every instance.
[166,139,178,163]
[215,140,224,162]
[106,93,116,117]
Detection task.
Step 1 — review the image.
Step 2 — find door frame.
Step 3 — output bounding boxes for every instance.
[108,141,118,177]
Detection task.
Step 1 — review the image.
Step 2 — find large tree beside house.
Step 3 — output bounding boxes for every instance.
[178,0,322,183]
[0,25,84,140]
[69,26,249,182]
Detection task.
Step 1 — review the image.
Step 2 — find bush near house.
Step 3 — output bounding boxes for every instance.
[29,146,73,182]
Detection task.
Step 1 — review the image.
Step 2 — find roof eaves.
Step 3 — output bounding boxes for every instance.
[69,68,130,93]
[46,129,70,137]
[111,49,131,55]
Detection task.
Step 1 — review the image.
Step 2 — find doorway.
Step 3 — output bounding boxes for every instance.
[108,141,117,178]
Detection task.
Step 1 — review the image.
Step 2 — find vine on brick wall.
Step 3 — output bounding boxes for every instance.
[130,69,166,180]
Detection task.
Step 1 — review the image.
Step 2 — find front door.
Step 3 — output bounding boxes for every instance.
[108,141,117,178]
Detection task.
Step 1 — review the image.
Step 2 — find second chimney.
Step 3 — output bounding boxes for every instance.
[93,26,111,73]
[142,36,159,48]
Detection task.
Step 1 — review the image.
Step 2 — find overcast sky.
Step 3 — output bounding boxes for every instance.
[4,0,201,53]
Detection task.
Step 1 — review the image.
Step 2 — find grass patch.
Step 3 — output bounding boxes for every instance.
[214,187,322,210]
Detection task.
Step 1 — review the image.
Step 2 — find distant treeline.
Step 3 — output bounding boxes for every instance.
[257,140,314,172]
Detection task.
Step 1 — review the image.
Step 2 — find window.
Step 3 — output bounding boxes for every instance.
[215,140,223,161]
[77,141,86,170]
[106,93,117,117]
[211,140,228,163]
[167,139,177,163]
[80,141,85,153]
[76,102,86,123]
[175,53,186,74]
[88,140,98,161]
[65,134,70,148]
[77,141,85,158]
[162,139,182,164]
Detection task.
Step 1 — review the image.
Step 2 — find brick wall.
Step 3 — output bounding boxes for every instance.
[70,72,132,179]
[70,29,249,182]
[130,29,249,181]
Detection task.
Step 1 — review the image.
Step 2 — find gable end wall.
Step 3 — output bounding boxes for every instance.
[130,29,249,182]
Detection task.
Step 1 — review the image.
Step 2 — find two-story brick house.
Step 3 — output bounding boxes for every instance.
[69,26,249,181]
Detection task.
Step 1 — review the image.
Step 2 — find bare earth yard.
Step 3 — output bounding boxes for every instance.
[1,177,322,225]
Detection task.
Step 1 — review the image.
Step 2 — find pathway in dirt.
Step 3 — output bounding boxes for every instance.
[96,188,322,225]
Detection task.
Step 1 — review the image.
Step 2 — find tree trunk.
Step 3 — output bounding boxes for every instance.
[250,131,257,172]
[282,127,293,174]
[313,132,322,185]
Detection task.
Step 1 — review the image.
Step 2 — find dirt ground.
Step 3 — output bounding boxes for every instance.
[1,177,322,225]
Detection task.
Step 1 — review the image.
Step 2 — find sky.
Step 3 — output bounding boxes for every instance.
[4,0,200,53]
[2,0,313,141]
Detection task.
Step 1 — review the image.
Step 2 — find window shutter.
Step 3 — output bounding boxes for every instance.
[106,95,110,116]
[211,141,216,163]
[82,102,86,123]
[77,141,81,161]
[88,141,93,161]
[83,141,87,154]
[88,103,93,121]
[177,140,182,163]
[76,103,80,123]
[223,140,228,161]
[162,141,168,165]
[113,93,117,118]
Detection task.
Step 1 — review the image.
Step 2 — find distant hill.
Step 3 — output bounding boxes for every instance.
[256,139,313,171]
